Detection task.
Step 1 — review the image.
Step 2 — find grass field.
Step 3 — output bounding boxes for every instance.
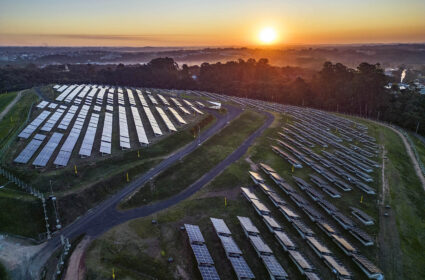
[0,91,18,115]
[348,118,425,280]
[408,132,425,168]
[0,90,38,149]
[121,110,266,209]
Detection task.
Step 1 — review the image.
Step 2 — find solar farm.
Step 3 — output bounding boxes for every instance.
[12,85,205,169]
[2,84,422,280]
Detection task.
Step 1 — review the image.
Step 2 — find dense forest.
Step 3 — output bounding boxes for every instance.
[1,57,424,135]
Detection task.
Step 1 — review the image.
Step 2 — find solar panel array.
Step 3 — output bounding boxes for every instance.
[184,224,220,280]
[156,107,177,132]
[118,106,131,149]
[40,108,66,132]
[96,88,106,105]
[210,218,254,279]
[14,134,46,164]
[136,90,149,107]
[54,105,90,166]
[57,105,79,130]
[148,94,158,105]
[168,107,186,124]
[127,89,137,106]
[170,97,182,107]
[56,85,76,101]
[157,94,170,105]
[79,113,99,157]
[36,101,49,109]
[238,216,288,279]
[64,85,83,103]
[100,112,113,154]
[85,88,98,105]
[18,110,51,139]
[143,106,162,135]
[16,85,205,167]
[33,132,63,167]
[131,107,149,145]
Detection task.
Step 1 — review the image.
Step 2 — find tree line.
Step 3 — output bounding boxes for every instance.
[1,57,424,135]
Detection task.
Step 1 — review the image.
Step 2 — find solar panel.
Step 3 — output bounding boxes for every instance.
[40,108,65,132]
[191,244,214,265]
[36,101,49,109]
[249,235,273,254]
[56,85,68,93]
[54,105,90,166]
[198,265,220,280]
[157,94,170,105]
[56,85,76,101]
[117,92,125,106]
[33,132,63,167]
[64,85,84,103]
[18,110,51,139]
[210,217,232,236]
[76,86,91,100]
[228,256,255,279]
[237,216,260,235]
[262,255,288,278]
[14,134,46,164]
[136,90,149,107]
[148,94,158,105]
[127,89,137,106]
[131,107,149,145]
[156,107,177,132]
[179,106,191,115]
[96,88,106,105]
[168,107,187,124]
[107,92,114,105]
[196,101,205,107]
[183,99,193,107]
[118,106,131,149]
[191,106,204,115]
[219,235,242,255]
[170,97,182,107]
[185,224,205,244]
[84,87,98,105]
[79,113,99,157]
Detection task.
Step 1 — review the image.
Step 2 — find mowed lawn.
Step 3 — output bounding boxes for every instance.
[121,110,266,209]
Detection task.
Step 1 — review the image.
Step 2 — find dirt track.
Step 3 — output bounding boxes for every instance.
[372,120,425,191]
[63,236,92,280]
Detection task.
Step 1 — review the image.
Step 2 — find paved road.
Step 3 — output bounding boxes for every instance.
[0,91,23,122]
[27,104,249,278]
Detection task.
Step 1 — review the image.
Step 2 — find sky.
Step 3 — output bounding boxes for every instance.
[0,0,424,47]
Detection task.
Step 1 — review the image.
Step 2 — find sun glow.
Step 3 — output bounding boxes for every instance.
[258,27,277,44]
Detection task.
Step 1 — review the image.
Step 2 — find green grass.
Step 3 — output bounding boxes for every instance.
[0,261,9,280]
[0,91,18,114]
[408,132,425,169]
[346,116,425,280]
[121,110,266,209]
[0,90,38,149]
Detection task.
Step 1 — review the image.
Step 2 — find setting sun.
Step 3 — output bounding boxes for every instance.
[259,27,277,44]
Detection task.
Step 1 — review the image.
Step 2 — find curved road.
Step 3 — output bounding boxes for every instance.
[28,106,274,278]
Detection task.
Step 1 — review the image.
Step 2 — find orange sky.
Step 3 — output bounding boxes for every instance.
[0,0,424,46]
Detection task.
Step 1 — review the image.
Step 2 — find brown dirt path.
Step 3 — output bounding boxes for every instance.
[63,236,92,280]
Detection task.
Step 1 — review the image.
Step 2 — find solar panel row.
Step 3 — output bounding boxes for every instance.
[18,110,51,139]
[156,107,176,132]
[100,112,113,154]
[118,106,131,149]
[57,105,79,130]
[40,108,66,132]
[33,132,63,167]
[14,134,46,164]
[79,113,100,157]
[54,105,90,166]
[130,107,149,146]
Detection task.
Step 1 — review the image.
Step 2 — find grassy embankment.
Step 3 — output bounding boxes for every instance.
[121,110,266,208]
[0,90,45,238]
